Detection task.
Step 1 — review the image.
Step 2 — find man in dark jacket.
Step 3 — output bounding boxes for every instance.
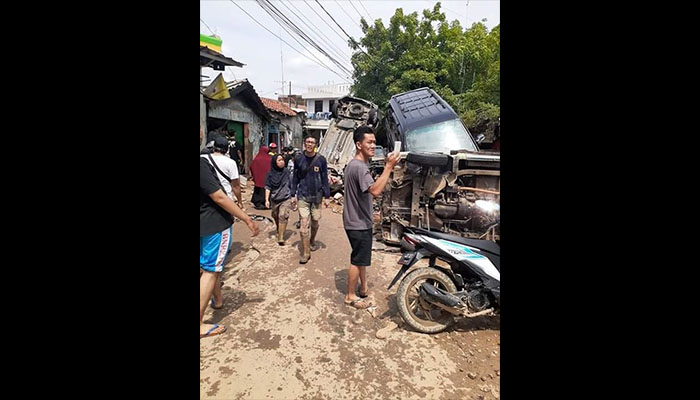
[290,135,330,264]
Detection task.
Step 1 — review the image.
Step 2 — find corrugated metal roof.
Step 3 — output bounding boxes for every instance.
[200,46,244,70]
[209,79,271,121]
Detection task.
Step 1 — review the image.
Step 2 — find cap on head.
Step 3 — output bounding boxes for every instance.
[214,136,229,149]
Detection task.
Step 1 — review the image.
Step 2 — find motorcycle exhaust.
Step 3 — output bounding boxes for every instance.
[419,283,495,318]
[419,283,464,308]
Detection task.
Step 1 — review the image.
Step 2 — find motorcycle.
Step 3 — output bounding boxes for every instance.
[387,224,500,334]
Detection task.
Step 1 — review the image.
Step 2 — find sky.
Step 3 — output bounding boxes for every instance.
[200,0,500,99]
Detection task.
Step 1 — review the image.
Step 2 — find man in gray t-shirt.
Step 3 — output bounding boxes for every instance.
[342,125,400,309]
[343,160,374,230]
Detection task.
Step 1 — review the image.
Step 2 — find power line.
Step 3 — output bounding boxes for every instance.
[358,0,373,22]
[347,0,366,22]
[282,0,353,63]
[229,0,349,81]
[302,0,349,45]
[256,0,347,74]
[200,18,215,35]
[268,0,352,68]
[315,0,356,46]
[442,5,467,20]
[256,0,353,76]
[333,0,363,32]
[315,0,373,61]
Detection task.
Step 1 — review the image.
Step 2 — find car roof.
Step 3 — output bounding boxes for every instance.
[388,87,459,133]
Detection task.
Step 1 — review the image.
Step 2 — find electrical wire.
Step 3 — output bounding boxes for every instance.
[281,0,353,63]
[228,0,350,81]
[257,0,353,75]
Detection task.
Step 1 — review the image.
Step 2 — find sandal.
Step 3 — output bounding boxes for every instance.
[345,298,374,309]
[200,324,226,338]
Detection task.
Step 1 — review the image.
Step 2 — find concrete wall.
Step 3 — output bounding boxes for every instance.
[209,96,268,173]
[280,114,303,148]
[306,99,333,113]
[200,95,207,151]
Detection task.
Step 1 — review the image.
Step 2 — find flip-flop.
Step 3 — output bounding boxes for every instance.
[357,290,369,299]
[210,298,224,310]
[345,298,374,309]
[200,324,226,338]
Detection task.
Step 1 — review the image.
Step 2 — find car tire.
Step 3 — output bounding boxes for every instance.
[368,109,379,126]
[330,102,339,118]
[406,152,450,168]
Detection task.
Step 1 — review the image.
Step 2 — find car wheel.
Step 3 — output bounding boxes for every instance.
[330,102,339,118]
[368,109,379,126]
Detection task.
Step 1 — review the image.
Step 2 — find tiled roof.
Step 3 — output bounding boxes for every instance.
[261,97,298,117]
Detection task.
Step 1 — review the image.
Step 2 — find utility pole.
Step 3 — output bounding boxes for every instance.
[274,80,287,100]
[289,81,292,107]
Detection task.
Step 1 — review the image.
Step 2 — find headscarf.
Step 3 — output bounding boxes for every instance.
[250,146,272,188]
[266,153,289,190]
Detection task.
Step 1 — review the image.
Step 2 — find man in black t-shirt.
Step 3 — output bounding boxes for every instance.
[200,127,259,339]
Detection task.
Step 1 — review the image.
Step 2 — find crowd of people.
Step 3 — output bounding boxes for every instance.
[199,126,399,338]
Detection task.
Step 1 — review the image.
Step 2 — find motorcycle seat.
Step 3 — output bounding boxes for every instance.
[413,228,500,256]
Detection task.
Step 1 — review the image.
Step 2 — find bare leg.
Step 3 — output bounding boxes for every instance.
[211,274,223,308]
[346,264,361,302]
[200,271,220,333]
[358,266,368,296]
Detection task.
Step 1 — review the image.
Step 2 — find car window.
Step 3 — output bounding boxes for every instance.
[405,118,477,153]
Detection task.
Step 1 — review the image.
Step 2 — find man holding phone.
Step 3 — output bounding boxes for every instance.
[342,125,400,309]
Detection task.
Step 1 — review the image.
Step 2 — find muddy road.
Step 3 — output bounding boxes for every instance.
[201,193,500,399]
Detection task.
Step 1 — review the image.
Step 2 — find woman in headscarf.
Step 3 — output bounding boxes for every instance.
[265,153,293,245]
[249,145,271,209]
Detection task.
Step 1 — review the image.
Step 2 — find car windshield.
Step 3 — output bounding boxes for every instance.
[374,146,385,156]
[405,118,477,153]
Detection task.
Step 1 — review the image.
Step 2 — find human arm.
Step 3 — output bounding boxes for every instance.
[290,158,299,206]
[368,152,400,198]
[209,189,259,236]
[231,179,244,210]
[320,158,331,207]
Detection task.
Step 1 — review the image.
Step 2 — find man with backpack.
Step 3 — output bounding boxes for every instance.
[200,136,244,210]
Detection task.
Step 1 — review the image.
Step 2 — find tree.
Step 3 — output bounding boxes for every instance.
[351,2,500,141]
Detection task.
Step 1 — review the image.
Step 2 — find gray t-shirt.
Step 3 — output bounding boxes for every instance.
[343,159,375,230]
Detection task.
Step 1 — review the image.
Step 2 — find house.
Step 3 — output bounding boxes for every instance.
[301,83,351,142]
[207,79,271,173]
[199,38,244,152]
[261,98,305,150]
[277,94,305,110]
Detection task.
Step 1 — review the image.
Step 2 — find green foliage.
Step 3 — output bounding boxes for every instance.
[351,2,500,139]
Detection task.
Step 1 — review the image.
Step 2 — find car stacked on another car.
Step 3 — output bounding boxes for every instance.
[380,87,500,243]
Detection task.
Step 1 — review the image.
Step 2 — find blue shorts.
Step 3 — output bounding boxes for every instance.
[200,226,233,272]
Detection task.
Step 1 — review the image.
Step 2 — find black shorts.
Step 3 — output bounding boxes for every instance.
[345,229,373,267]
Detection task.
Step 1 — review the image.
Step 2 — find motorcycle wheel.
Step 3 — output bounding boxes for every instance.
[396,267,457,334]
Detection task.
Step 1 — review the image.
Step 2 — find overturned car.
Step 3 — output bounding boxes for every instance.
[318,96,380,195]
[319,88,500,244]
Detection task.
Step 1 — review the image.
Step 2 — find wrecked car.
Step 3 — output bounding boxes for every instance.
[380,87,500,244]
[318,88,500,244]
[318,96,380,194]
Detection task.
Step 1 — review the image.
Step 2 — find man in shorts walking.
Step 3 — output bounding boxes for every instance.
[201,127,259,338]
[290,136,331,264]
[342,126,399,309]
